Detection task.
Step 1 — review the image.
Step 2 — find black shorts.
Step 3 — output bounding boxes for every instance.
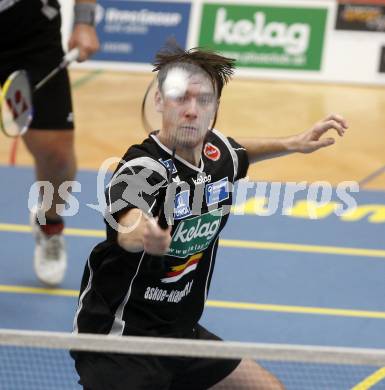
[0,3,74,131]
[71,325,241,390]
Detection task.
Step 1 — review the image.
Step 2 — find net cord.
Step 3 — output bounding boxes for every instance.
[1,329,385,366]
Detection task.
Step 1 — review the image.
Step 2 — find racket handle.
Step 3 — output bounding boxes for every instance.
[157,150,176,230]
[148,209,168,272]
[157,207,169,230]
[63,48,80,65]
[34,48,80,92]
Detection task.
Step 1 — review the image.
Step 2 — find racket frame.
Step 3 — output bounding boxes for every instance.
[0,70,33,137]
[0,48,80,138]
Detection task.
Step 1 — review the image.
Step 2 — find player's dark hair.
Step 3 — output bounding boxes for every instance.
[153,41,235,99]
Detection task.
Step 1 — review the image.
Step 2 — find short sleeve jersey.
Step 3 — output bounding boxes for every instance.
[74,130,249,337]
[0,0,62,57]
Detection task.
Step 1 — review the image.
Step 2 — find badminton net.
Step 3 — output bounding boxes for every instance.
[1,328,385,389]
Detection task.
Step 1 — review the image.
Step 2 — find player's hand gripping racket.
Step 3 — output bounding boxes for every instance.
[0,48,80,138]
[141,64,219,230]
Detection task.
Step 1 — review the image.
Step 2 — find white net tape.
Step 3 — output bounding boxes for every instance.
[1,329,385,389]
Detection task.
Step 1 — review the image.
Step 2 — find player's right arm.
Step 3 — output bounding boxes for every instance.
[69,0,100,61]
[105,151,171,255]
[117,209,172,255]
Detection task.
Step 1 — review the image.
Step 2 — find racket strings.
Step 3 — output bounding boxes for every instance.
[0,48,80,138]
[0,70,33,137]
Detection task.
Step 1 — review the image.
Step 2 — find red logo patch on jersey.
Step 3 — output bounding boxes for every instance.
[203,143,221,161]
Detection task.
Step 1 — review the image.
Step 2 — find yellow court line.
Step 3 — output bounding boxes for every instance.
[206,300,385,319]
[64,227,105,238]
[1,284,385,320]
[0,223,31,233]
[352,366,385,389]
[0,223,105,238]
[219,239,385,259]
[0,284,78,297]
[1,223,385,258]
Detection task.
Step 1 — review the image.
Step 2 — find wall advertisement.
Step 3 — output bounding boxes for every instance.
[335,0,385,32]
[93,1,191,63]
[379,46,385,72]
[198,4,328,71]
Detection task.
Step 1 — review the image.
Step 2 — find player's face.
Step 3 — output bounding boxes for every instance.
[158,72,218,149]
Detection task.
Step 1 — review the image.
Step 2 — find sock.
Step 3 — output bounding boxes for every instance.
[37,215,64,236]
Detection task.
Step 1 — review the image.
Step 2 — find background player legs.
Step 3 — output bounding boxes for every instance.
[212,359,285,389]
[23,130,77,219]
[23,129,76,286]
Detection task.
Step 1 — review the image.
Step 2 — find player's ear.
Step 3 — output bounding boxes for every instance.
[210,106,219,130]
[211,99,220,120]
[155,89,164,113]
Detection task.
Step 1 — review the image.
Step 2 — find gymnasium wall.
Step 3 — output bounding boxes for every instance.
[59,0,385,85]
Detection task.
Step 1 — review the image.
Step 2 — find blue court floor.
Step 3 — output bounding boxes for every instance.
[0,165,384,389]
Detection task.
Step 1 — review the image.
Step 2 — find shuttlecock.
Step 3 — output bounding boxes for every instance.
[163,68,189,99]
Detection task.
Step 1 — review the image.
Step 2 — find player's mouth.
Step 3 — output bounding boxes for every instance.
[179,126,198,133]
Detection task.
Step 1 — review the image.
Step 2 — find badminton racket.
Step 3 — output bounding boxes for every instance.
[0,48,80,138]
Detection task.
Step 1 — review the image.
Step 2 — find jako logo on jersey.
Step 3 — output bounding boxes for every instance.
[206,177,229,206]
[174,190,192,220]
[192,174,211,185]
[161,253,203,283]
[159,158,177,174]
[168,210,222,258]
[204,143,221,161]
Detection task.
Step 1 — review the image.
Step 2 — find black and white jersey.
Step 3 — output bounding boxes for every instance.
[0,0,60,18]
[0,0,61,57]
[74,130,249,337]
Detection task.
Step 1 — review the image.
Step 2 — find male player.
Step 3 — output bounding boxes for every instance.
[0,0,99,286]
[72,45,348,389]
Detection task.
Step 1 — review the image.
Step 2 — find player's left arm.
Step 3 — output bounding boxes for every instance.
[69,0,100,61]
[238,114,348,164]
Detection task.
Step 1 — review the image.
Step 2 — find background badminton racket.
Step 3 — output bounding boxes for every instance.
[0,48,80,138]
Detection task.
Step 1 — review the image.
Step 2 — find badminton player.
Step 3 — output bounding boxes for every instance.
[72,43,347,389]
[0,0,99,286]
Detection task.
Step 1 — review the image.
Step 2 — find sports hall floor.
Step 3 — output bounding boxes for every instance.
[0,70,384,389]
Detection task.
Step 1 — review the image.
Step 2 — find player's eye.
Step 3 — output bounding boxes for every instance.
[176,95,188,103]
[198,95,214,106]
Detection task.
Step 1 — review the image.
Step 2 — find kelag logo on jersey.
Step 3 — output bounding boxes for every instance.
[168,210,222,258]
[174,190,191,220]
[205,177,229,206]
[159,158,177,174]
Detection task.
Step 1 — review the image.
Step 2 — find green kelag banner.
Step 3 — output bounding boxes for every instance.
[198,4,328,71]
